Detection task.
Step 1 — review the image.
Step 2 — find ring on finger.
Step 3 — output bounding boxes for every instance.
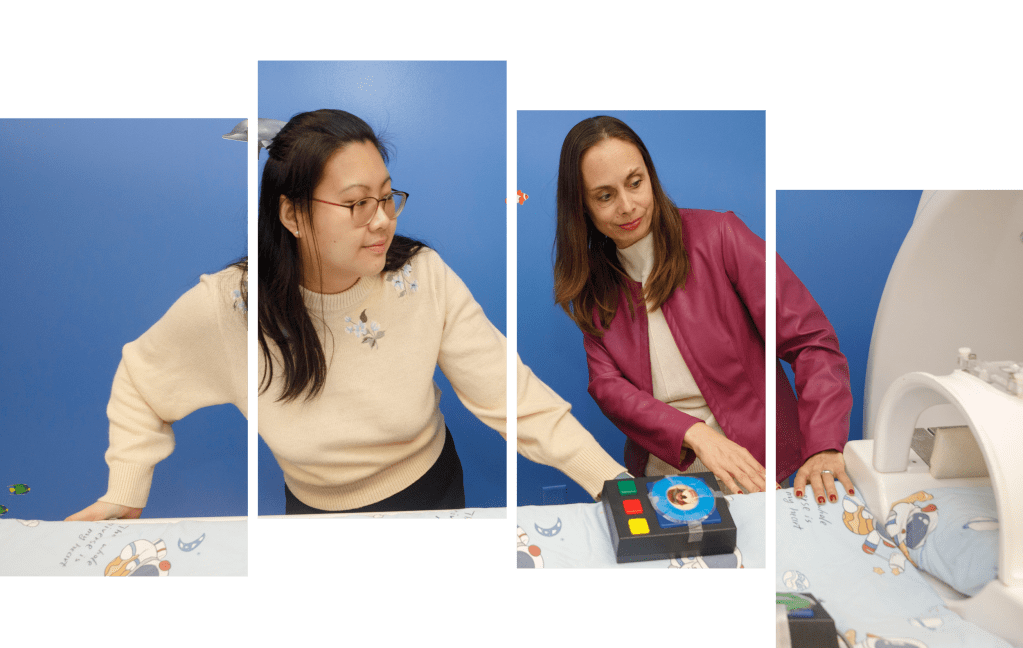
[819,471,839,503]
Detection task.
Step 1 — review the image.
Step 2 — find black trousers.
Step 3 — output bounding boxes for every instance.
[284,427,465,515]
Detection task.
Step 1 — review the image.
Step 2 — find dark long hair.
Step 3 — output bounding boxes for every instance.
[553,116,690,337]
[258,109,425,402]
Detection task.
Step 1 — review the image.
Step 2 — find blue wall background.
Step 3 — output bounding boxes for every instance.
[516,111,765,505]
[0,119,248,521]
[776,190,921,445]
[257,61,507,513]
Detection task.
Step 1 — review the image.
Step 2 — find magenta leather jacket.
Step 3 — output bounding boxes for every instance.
[583,209,852,482]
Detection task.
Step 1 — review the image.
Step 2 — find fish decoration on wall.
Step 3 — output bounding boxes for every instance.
[222,118,287,156]
[2,483,31,516]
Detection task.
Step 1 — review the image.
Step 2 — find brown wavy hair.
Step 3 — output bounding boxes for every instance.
[553,116,690,336]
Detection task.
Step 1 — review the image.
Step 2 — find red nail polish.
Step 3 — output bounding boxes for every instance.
[848,489,855,495]
[795,490,802,498]
[829,495,837,503]
[817,496,825,504]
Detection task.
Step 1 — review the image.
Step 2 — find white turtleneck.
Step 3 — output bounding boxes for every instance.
[617,232,724,478]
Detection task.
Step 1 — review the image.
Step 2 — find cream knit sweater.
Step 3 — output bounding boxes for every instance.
[101,266,248,508]
[102,251,624,511]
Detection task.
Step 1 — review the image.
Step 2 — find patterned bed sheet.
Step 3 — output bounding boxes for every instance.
[260,507,506,519]
[0,518,247,576]
[775,488,1016,647]
[517,491,765,568]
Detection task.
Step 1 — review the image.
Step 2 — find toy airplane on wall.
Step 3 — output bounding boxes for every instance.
[222,118,286,156]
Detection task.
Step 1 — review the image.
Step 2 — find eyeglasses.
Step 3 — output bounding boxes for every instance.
[312,191,409,227]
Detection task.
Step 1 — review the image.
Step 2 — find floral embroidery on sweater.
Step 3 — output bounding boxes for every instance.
[385,262,418,298]
[231,289,247,315]
[232,274,249,311]
[344,310,385,349]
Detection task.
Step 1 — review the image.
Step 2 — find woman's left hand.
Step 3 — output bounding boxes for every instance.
[792,450,853,505]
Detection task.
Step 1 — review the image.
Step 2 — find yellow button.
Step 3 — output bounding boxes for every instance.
[628,518,650,535]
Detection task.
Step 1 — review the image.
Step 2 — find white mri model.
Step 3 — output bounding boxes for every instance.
[845,190,1023,645]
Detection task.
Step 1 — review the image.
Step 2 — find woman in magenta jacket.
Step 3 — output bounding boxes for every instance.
[553,116,854,504]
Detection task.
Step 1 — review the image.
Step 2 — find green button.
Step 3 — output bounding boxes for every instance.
[617,480,637,496]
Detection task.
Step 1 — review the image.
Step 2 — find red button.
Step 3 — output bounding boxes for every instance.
[623,498,643,515]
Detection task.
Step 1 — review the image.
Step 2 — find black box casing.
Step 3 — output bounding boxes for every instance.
[600,472,737,563]
[778,593,837,648]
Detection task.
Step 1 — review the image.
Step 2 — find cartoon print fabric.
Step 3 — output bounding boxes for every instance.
[896,486,1000,597]
[516,491,765,568]
[287,507,503,520]
[776,489,1010,648]
[840,487,1000,596]
[0,519,246,576]
[104,538,172,577]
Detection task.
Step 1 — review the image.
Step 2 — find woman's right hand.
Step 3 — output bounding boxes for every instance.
[683,422,767,494]
[65,501,143,521]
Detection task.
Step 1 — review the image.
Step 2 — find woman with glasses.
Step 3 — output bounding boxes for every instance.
[68,108,621,517]
[259,109,625,514]
[553,115,855,503]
